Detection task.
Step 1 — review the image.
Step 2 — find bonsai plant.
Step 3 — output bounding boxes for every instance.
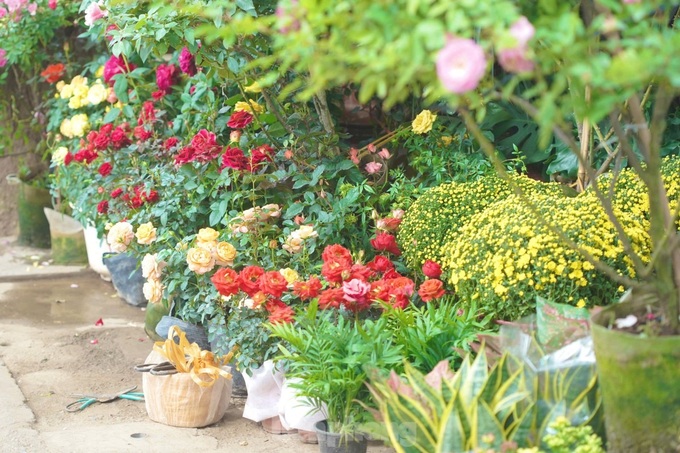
[269,302,403,452]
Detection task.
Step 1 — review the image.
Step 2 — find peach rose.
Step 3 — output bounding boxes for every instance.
[107,222,134,253]
[135,222,157,245]
[186,247,216,274]
[196,227,219,250]
[141,253,166,280]
[214,241,237,266]
[143,279,164,304]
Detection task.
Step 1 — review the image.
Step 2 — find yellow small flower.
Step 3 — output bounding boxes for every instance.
[576,299,586,308]
[95,65,105,79]
[440,135,453,145]
[411,109,437,134]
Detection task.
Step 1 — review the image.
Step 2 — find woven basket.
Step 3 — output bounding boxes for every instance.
[142,351,232,428]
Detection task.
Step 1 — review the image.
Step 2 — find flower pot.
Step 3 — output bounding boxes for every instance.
[242,360,285,422]
[15,180,51,248]
[103,252,146,307]
[591,300,680,452]
[43,208,87,265]
[83,225,111,280]
[141,351,232,428]
[314,420,367,453]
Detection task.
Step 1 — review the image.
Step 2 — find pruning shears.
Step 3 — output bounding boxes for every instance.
[66,385,145,412]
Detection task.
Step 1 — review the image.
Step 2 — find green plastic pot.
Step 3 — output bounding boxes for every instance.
[17,182,52,248]
[591,301,680,452]
[43,208,87,265]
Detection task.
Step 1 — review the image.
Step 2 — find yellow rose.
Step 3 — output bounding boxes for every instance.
[214,241,237,266]
[59,118,73,138]
[279,268,299,285]
[56,81,65,92]
[196,227,220,244]
[87,82,108,105]
[135,222,157,245]
[244,81,262,93]
[143,279,164,304]
[59,83,74,99]
[51,147,69,166]
[411,109,437,135]
[106,222,134,253]
[234,100,265,115]
[68,114,90,138]
[68,96,84,110]
[186,247,215,274]
[71,75,88,87]
[95,65,105,79]
[141,253,166,280]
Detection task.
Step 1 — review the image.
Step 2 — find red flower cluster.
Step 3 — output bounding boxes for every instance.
[138,101,156,125]
[370,232,401,256]
[227,111,253,129]
[40,63,65,84]
[73,148,99,164]
[174,129,223,166]
[219,144,275,173]
[119,185,159,209]
[87,123,131,151]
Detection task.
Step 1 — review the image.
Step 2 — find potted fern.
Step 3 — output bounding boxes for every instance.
[269,302,403,453]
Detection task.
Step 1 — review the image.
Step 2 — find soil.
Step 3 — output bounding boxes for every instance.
[0,273,394,453]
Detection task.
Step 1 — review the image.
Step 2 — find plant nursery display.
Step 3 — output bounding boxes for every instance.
[3,0,680,451]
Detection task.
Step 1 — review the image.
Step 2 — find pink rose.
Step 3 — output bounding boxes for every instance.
[27,2,36,15]
[179,47,197,76]
[498,16,535,74]
[436,37,487,94]
[0,49,7,68]
[103,54,136,84]
[342,278,371,302]
[365,161,383,174]
[84,2,108,27]
[48,0,57,9]
[155,64,178,94]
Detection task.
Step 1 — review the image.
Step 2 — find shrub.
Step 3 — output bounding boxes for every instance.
[398,174,564,271]
[443,192,650,321]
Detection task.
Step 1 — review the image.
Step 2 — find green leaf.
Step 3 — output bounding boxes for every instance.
[103,108,121,124]
[113,75,129,104]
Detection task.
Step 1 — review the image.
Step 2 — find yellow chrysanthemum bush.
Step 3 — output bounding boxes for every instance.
[443,192,651,321]
[398,173,564,271]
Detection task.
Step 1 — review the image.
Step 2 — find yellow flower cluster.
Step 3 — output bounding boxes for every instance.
[397,173,564,270]
[234,100,265,114]
[56,75,109,109]
[443,192,651,321]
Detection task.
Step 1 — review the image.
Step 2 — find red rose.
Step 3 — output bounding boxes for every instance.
[98,162,113,177]
[322,244,353,266]
[318,288,344,309]
[110,127,131,149]
[138,101,156,125]
[190,129,221,163]
[163,137,179,151]
[74,149,98,164]
[321,259,351,285]
[156,64,178,94]
[179,47,198,76]
[103,54,136,85]
[211,268,240,297]
[292,277,323,301]
[418,279,446,302]
[97,200,109,214]
[387,277,415,309]
[130,196,143,208]
[227,111,253,129]
[422,260,443,279]
[369,279,390,303]
[238,266,265,296]
[64,152,73,165]
[174,146,196,166]
[367,255,394,273]
[347,264,375,282]
[376,217,402,232]
[248,144,274,172]
[134,125,153,141]
[370,232,401,256]
[111,188,123,198]
[265,299,295,324]
[40,63,66,84]
[221,146,248,171]
[259,271,289,298]
[143,190,159,203]
[383,268,403,280]
[151,90,165,100]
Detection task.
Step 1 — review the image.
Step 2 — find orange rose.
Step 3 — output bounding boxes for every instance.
[418,279,446,302]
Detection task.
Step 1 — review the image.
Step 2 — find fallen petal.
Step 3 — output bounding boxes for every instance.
[90,339,99,345]
[94,318,104,326]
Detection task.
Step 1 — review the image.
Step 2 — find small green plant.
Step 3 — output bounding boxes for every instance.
[269,301,403,438]
[542,416,605,453]
[367,348,601,452]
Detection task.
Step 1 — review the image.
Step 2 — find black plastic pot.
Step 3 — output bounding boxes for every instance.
[103,253,146,307]
[314,421,367,453]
